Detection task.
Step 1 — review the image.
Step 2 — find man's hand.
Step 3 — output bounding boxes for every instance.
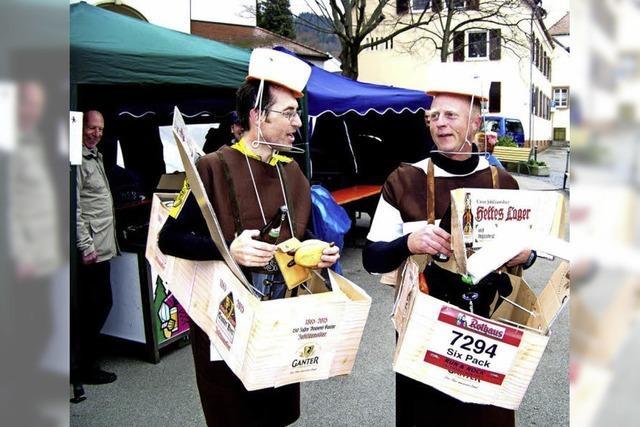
[505,249,532,267]
[407,225,451,256]
[82,251,98,265]
[230,229,276,267]
[316,245,340,269]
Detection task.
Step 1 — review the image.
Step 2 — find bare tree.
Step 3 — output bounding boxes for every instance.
[295,0,539,79]
[398,0,536,63]
[295,1,432,78]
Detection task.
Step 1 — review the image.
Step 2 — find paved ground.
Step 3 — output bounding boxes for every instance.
[510,146,570,192]
[71,148,569,426]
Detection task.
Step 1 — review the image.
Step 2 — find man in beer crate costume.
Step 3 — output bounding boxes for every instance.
[159,49,340,426]
[363,72,537,426]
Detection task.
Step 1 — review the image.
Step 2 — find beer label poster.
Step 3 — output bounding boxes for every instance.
[450,188,564,254]
[152,273,190,344]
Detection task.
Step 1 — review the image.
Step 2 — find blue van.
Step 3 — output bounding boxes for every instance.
[481,115,525,146]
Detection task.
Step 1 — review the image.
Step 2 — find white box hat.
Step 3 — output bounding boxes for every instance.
[425,64,488,101]
[247,48,312,98]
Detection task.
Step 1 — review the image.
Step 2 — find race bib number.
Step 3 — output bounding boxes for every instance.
[424,306,523,384]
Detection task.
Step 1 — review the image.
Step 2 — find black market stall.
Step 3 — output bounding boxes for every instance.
[70,2,251,362]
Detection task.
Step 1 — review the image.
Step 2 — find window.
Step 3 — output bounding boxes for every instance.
[482,119,500,133]
[467,31,488,59]
[453,29,500,62]
[488,82,501,113]
[412,0,430,11]
[411,0,431,12]
[397,0,409,14]
[506,119,524,135]
[451,0,465,9]
[98,3,147,21]
[553,87,569,108]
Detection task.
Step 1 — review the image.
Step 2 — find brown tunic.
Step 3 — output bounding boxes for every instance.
[381,160,519,224]
[191,146,311,426]
[196,145,310,242]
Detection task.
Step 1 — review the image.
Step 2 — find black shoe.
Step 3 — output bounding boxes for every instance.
[80,369,117,385]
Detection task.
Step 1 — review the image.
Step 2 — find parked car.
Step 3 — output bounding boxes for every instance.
[481,115,525,146]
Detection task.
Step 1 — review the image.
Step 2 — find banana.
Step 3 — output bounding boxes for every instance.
[293,239,332,268]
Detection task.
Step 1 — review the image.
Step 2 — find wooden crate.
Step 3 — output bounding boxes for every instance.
[146,194,372,390]
[392,258,569,409]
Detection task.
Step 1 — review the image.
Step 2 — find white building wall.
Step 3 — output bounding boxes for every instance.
[551,37,570,141]
[70,1,257,31]
[191,0,255,26]
[71,0,191,33]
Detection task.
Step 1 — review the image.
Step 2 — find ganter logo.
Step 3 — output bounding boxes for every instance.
[291,343,320,369]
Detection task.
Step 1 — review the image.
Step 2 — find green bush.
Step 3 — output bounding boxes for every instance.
[496,135,517,147]
[527,159,547,167]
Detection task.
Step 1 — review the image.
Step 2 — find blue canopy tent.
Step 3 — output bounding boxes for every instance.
[306,60,431,118]
[272,47,433,191]
[273,46,430,117]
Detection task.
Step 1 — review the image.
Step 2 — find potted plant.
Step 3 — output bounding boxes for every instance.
[496,135,518,147]
[526,159,550,176]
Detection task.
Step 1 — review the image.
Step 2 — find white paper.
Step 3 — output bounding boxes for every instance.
[466,231,572,284]
[116,139,125,168]
[159,122,213,173]
[466,235,526,283]
[69,111,83,165]
[0,82,17,152]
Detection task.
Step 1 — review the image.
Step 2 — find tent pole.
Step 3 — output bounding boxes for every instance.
[301,88,311,179]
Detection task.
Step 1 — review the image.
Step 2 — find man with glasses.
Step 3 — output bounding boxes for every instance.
[158,49,339,426]
[363,75,535,427]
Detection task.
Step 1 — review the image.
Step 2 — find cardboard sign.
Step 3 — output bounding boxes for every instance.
[171,106,251,290]
[450,188,568,282]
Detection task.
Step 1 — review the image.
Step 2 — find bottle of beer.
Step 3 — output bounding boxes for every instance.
[258,205,288,244]
[433,207,451,262]
[462,192,474,254]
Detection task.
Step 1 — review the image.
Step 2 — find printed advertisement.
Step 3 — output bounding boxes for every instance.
[452,189,562,251]
[151,274,190,344]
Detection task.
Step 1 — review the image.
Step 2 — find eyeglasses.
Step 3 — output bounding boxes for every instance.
[266,109,302,121]
[425,110,461,123]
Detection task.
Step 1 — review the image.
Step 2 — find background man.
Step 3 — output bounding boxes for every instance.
[72,110,118,385]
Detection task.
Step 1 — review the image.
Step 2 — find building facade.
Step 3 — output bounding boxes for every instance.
[357,0,557,146]
[549,12,570,144]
